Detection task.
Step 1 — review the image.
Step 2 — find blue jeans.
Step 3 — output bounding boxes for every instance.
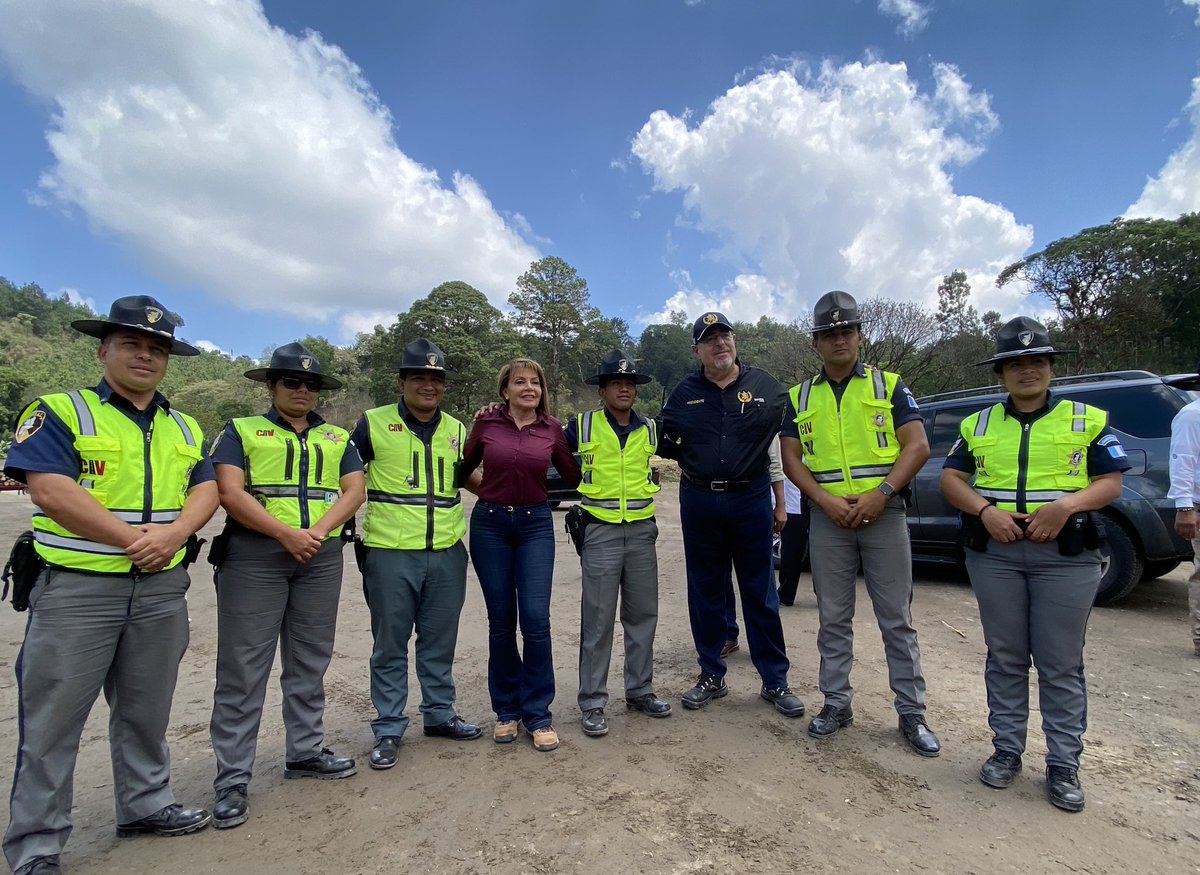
[469,501,556,730]
[680,474,790,688]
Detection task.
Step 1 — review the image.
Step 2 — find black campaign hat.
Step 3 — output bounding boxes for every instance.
[71,294,201,356]
[692,311,734,344]
[586,349,652,385]
[398,338,450,377]
[244,342,343,390]
[812,290,865,333]
[976,316,1071,366]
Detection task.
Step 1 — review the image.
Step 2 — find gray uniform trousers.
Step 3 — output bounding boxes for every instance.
[965,538,1101,769]
[808,498,927,714]
[577,519,660,711]
[4,566,190,872]
[362,541,468,739]
[210,532,344,790]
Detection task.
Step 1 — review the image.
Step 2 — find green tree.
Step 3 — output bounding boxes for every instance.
[636,321,694,406]
[997,215,1200,372]
[509,257,597,411]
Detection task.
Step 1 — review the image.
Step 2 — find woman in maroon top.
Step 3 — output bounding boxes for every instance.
[462,358,580,752]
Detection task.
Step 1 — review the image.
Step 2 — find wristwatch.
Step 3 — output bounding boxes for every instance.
[877,481,896,498]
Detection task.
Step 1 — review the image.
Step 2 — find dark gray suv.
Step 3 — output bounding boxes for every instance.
[910,370,1199,605]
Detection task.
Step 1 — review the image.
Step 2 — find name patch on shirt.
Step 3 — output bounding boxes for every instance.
[687,399,705,406]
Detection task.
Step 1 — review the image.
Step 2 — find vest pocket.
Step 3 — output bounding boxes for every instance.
[173,444,204,501]
[862,398,894,452]
[74,435,123,486]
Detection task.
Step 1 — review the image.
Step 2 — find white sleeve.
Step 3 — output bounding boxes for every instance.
[767,435,784,483]
[1168,403,1200,507]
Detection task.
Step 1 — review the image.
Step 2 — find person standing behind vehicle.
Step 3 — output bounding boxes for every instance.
[353,339,484,773]
[1168,366,1200,657]
[566,350,672,738]
[657,312,804,719]
[776,478,810,607]
[940,317,1129,812]
[781,290,938,757]
[462,358,580,752]
[4,296,219,875]
[208,343,364,830]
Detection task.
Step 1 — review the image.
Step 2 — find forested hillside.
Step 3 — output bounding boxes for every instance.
[3,213,1198,446]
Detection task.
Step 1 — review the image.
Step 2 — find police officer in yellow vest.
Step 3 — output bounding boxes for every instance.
[566,350,672,737]
[208,343,364,829]
[3,296,219,875]
[352,338,483,771]
[781,291,940,756]
[940,317,1129,812]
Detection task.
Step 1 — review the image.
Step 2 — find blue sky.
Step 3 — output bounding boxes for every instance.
[0,0,1197,359]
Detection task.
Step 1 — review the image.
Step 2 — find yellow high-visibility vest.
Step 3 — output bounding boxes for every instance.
[790,366,900,496]
[29,390,203,573]
[961,399,1107,512]
[576,410,658,523]
[361,405,466,550]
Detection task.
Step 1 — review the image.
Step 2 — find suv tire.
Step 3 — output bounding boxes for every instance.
[1095,514,1143,606]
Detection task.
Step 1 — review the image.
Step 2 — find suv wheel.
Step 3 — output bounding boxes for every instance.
[1141,558,1182,582]
[1095,515,1143,606]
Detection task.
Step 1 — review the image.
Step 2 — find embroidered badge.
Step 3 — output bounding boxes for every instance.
[703,313,718,325]
[872,412,886,427]
[145,306,163,324]
[830,308,841,322]
[618,359,629,372]
[14,410,45,444]
[322,429,343,444]
[1018,330,1033,347]
[448,435,460,452]
[427,353,439,366]
[300,356,313,370]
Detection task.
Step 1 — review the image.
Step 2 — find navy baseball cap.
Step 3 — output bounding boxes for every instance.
[692,311,734,345]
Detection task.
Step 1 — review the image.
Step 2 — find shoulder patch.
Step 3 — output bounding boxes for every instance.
[1097,434,1127,459]
[14,409,46,444]
[947,436,963,457]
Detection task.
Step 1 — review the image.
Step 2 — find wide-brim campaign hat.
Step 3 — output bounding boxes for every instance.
[692,311,734,345]
[71,294,201,356]
[976,316,1072,366]
[812,290,866,333]
[586,349,652,385]
[398,338,452,377]
[244,342,343,390]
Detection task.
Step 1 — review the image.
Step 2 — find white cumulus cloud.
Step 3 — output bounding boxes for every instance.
[1125,76,1200,220]
[641,271,782,325]
[0,0,538,338]
[631,60,1033,323]
[878,0,932,37]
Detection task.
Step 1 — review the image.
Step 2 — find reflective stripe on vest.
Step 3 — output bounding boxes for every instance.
[232,416,349,535]
[961,399,1107,514]
[576,410,659,524]
[790,366,900,496]
[28,390,204,573]
[361,405,466,550]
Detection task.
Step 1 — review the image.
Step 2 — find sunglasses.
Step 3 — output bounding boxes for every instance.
[279,376,321,392]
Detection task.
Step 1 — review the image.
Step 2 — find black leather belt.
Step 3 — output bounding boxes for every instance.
[687,476,753,492]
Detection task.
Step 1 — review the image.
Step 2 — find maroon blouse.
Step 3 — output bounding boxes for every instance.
[462,406,581,505]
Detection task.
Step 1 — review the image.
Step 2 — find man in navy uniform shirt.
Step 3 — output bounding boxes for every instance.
[657,312,803,718]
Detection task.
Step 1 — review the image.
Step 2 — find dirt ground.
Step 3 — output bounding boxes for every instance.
[0,486,1196,875]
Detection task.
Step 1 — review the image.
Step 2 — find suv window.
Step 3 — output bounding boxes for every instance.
[928,406,986,456]
[1057,384,1183,438]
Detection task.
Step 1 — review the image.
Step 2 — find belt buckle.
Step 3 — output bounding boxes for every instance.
[710,480,728,492]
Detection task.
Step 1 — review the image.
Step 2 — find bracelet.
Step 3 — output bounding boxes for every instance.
[978,503,992,518]
[1180,508,1197,514]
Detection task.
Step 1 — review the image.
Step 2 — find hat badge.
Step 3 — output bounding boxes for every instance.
[299,356,313,370]
[618,359,629,372]
[830,308,841,322]
[1018,330,1033,347]
[427,353,438,366]
[145,306,163,324]
[703,313,718,325]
